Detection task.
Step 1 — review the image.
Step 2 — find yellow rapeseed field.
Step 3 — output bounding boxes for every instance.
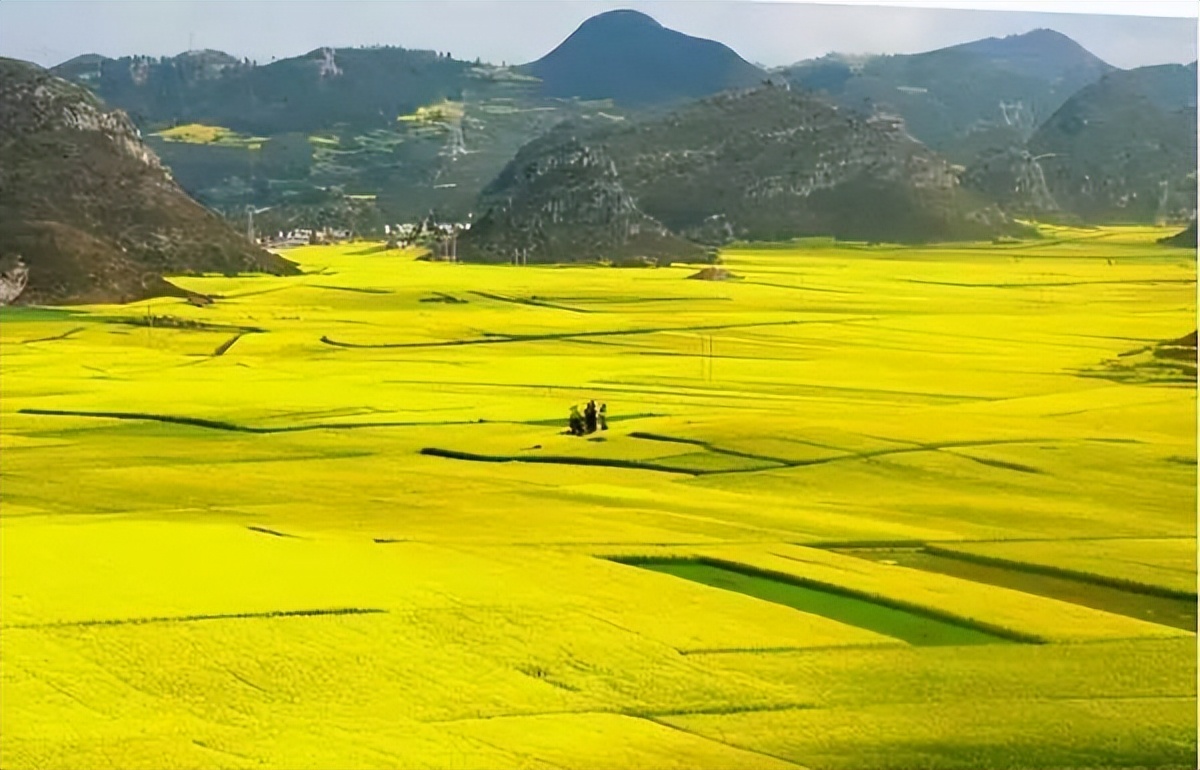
[0,226,1195,768]
[152,123,267,149]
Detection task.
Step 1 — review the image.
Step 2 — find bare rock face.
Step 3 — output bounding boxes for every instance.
[0,258,29,305]
[0,57,297,304]
[962,146,1060,215]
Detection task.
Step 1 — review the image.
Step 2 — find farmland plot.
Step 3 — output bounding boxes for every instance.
[1,226,1195,768]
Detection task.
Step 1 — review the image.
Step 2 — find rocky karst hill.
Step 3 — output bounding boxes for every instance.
[457,128,703,264]
[965,63,1197,223]
[459,85,1024,263]
[0,57,295,305]
[522,9,764,106]
[1028,63,1197,223]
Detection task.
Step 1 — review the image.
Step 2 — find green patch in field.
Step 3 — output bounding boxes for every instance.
[616,559,1018,646]
[0,307,85,323]
[837,547,1198,631]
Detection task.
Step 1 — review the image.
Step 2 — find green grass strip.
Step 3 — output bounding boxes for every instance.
[612,556,1040,645]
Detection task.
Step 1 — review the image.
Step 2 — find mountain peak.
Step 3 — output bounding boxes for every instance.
[1011,28,1076,42]
[577,9,663,31]
[524,9,762,105]
[948,28,1113,73]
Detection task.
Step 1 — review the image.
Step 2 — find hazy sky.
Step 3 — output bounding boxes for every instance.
[0,0,1195,70]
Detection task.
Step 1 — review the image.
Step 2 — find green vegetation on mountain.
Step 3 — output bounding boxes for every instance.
[1028,63,1197,223]
[53,46,649,225]
[51,47,471,135]
[46,12,771,227]
[0,57,294,305]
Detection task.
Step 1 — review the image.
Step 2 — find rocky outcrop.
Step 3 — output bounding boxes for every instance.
[962,146,1060,215]
[613,87,1023,243]
[458,131,704,264]
[0,57,296,304]
[0,258,29,305]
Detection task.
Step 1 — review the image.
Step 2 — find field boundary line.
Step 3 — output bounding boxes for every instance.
[319,319,809,349]
[4,607,386,630]
[17,408,496,434]
[19,326,86,344]
[419,447,702,476]
[644,714,811,769]
[468,290,593,313]
[678,642,904,656]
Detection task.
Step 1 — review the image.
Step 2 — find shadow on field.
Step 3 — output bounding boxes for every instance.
[319,319,802,349]
[833,546,1197,631]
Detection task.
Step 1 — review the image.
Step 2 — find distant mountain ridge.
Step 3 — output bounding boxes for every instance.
[777,29,1115,163]
[0,57,294,304]
[944,29,1113,82]
[51,46,470,135]
[522,9,765,106]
